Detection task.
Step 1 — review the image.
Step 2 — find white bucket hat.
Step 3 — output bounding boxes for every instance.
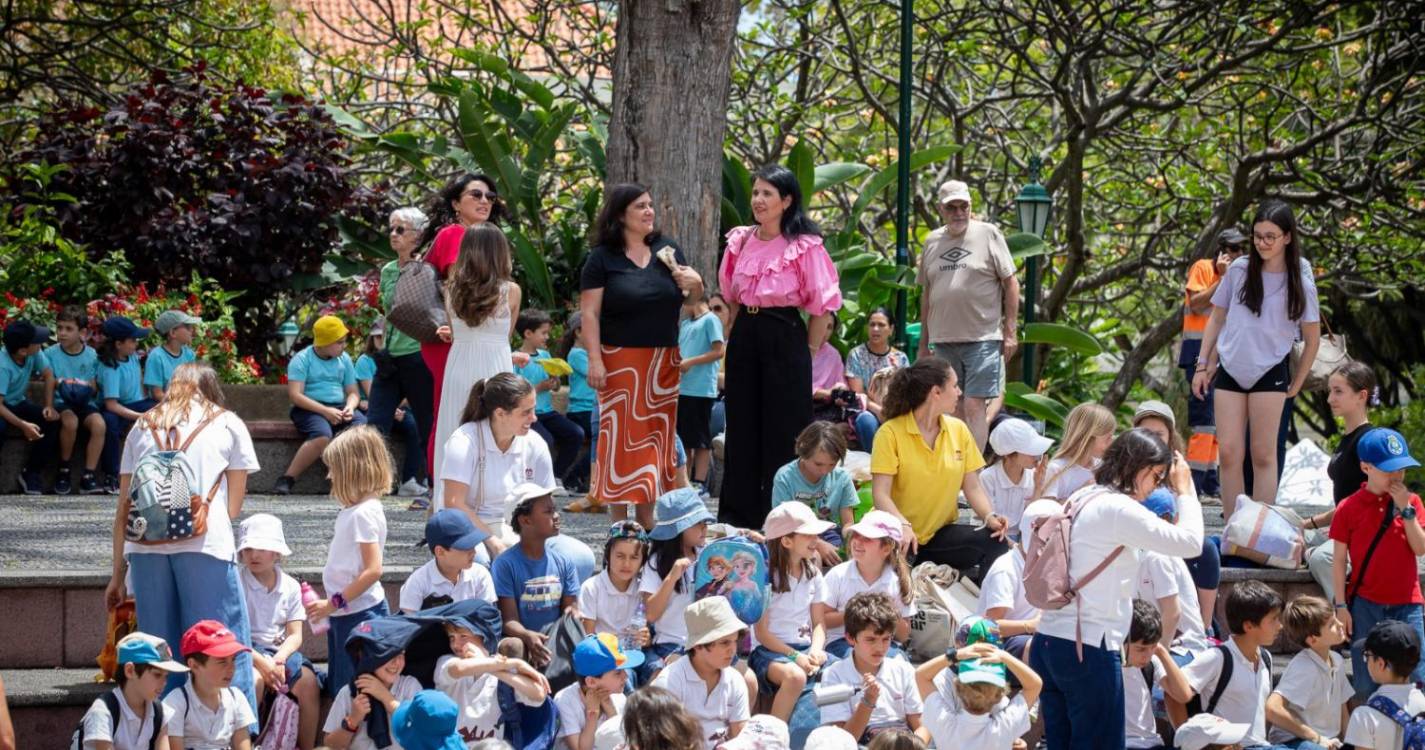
[238,513,292,557]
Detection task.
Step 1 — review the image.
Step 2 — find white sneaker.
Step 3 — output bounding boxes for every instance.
[553,480,573,498]
[397,478,427,497]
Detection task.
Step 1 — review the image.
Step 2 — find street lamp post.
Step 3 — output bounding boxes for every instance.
[893,0,913,348]
[276,320,299,357]
[1015,156,1052,386]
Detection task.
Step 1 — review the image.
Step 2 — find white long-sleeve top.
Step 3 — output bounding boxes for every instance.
[1038,483,1204,651]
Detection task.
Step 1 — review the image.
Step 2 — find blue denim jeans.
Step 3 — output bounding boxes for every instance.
[1029,633,1126,749]
[1349,597,1425,700]
[128,552,256,723]
[1274,739,1329,750]
[853,410,879,452]
[326,601,389,697]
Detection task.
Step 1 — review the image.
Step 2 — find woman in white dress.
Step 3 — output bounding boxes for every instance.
[431,224,523,508]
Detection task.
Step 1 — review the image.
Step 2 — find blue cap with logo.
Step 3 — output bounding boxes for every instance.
[391,690,465,750]
[1143,488,1177,521]
[422,509,489,551]
[1359,428,1420,473]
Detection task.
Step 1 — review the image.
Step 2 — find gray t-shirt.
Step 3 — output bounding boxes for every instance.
[1211,257,1319,388]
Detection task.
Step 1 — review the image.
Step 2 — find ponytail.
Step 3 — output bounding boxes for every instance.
[881,358,952,422]
[458,372,532,425]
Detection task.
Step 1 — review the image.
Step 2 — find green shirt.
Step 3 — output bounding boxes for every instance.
[380,259,422,358]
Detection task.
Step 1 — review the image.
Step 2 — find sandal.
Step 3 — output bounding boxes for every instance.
[406,496,431,512]
[563,497,606,514]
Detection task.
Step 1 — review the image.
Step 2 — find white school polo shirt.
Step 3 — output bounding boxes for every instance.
[241,566,305,651]
[640,553,696,646]
[1181,639,1272,745]
[322,498,388,614]
[578,569,643,635]
[431,654,543,745]
[325,675,421,750]
[398,557,496,613]
[761,568,827,646]
[980,462,1036,531]
[554,683,627,739]
[817,561,916,643]
[81,688,172,750]
[1267,648,1352,744]
[437,420,554,516]
[1124,656,1167,748]
[1136,551,1209,654]
[1346,683,1425,750]
[163,684,256,749]
[921,669,1028,750]
[976,548,1038,623]
[650,655,750,745]
[818,656,922,729]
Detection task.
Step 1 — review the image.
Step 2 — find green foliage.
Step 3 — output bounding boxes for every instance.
[0,163,131,301]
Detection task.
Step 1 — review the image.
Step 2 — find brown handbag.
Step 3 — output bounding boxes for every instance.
[388,260,449,343]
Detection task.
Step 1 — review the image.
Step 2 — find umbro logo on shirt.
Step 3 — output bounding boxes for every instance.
[938,246,971,264]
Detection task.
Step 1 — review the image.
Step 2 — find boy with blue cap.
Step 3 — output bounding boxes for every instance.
[401,509,496,613]
[1,319,57,494]
[1329,427,1425,699]
[77,631,187,749]
[431,600,549,745]
[554,634,643,750]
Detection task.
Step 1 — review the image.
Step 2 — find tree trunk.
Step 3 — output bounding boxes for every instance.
[605,0,740,283]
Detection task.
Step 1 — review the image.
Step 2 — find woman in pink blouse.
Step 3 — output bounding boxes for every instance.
[717,165,842,527]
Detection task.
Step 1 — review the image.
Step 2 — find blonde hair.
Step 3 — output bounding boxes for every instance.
[867,367,896,405]
[322,426,394,506]
[1041,403,1116,497]
[139,362,225,433]
[954,679,1006,715]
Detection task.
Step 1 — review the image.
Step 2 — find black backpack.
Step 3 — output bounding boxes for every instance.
[1186,643,1273,716]
[72,691,164,750]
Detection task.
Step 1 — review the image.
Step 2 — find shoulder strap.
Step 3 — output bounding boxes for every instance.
[1205,644,1234,715]
[1066,490,1125,592]
[469,423,488,517]
[1368,694,1414,727]
[1139,661,1155,692]
[177,408,224,452]
[1349,503,1396,607]
[149,699,163,750]
[101,691,122,737]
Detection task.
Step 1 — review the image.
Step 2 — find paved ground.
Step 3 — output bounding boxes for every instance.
[0,492,705,571]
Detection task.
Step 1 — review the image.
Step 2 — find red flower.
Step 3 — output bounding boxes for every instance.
[41,287,55,298]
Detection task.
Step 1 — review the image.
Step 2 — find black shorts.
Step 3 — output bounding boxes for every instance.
[1214,356,1291,394]
[676,395,716,449]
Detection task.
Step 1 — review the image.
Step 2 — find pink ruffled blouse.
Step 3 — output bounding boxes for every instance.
[718,226,842,316]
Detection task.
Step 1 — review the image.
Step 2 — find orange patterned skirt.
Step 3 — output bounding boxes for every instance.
[590,345,679,505]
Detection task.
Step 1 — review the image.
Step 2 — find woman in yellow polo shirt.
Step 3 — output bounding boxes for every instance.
[869,357,1010,581]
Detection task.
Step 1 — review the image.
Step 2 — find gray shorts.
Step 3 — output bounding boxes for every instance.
[931,340,1003,398]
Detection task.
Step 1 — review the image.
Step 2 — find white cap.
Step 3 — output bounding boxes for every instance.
[1174,714,1250,750]
[938,180,972,205]
[718,714,790,750]
[989,418,1054,458]
[237,513,292,557]
[804,726,858,750]
[592,715,624,750]
[1019,499,1062,547]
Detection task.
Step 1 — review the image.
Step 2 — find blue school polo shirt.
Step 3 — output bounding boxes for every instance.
[44,344,100,408]
[98,355,144,404]
[354,353,377,399]
[287,346,356,405]
[515,349,554,415]
[566,347,596,413]
[678,312,724,398]
[0,350,48,406]
[141,345,195,392]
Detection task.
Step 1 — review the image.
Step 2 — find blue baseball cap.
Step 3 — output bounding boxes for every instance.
[101,316,150,341]
[573,633,644,677]
[422,509,489,551]
[649,487,714,541]
[3,320,52,350]
[116,632,188,672]
[391,690,464,750]
[1359,428,1420,473]
[1143,488,1177,521]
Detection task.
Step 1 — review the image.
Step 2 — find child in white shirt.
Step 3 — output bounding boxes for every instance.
[554,634,639,750]
[578,522,650,646]
[650,597,751,745]
[817,510,916,659]
[78,633,186,750]
[914,639,1041,750]
[1121,600,1193,750]
[981,418,1053,536]
[819,592,923,743]
[1344,620,1425,750]
[165,620,257,750]
[751,502,832,722]
[1265,596,1351,747]
[434,604,550,747]
[399,509,496,613]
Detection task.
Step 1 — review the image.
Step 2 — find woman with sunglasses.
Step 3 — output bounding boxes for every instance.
[417,174,513,487]
[1191,200,1321,518]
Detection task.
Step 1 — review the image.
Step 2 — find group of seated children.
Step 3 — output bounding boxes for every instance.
[4,310,198,495]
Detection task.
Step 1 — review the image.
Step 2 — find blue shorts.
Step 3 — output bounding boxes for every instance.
[57,401,100,419]
[635,641,683,688]
[257,645,324,694]
[290,405,368,441]
[749,644,810,696]
[931,340,1003,398]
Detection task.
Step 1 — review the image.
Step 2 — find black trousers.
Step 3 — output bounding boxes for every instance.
[914,523,1011,585]
[366,351,434,482]
[9,400,58,474]
[720,307,811,528]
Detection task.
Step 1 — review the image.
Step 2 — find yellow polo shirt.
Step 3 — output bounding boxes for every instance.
[869,412,985,545]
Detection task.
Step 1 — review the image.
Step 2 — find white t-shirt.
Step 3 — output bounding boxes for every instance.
[324,675,422,750]
[119,409,259,561]
[1039,458,1095,501]
[1345,683,1425,750]
[241,566,305,651]
[322,498,388,614]
[578,570,644,635]
[976,548,1037,623]
[1212,257,1321,389]
[640,554,696,646]
[1124,656,1167,748]
[438,420,554,517]
[1136,551,1209,654]
[81,688,172,750]
[921,672,1029,750]
[817,561,916,643]
[1181,640,1272,745]
[554,684,627,739]
[433,654,542,745]
[1267,648,1352,744]
[650,656,750,745]
[760,568,827,647]
[398,558,496,613]
[980,462,1036,531]
[163,684,257,750]
[818,655,923,729]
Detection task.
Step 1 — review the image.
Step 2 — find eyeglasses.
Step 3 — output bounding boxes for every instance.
[1254,232,1283,244]
[462,189,497,202]
[389,226,408,235]
[942,204,970,214]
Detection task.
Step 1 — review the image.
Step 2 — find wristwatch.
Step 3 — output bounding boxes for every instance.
[944,647,960,667]
[342,716,360,733]
[1403,505,1418,521]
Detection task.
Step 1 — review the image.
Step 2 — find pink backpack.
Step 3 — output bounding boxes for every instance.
[1022,489,1124,659]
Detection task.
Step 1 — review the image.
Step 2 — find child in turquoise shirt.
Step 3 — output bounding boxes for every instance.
[3,320,58,494]
[772,421,859,565]
[143,309,200,400]
[97,316,156,494]
[45,306,105,494]
[514,308,585,491]
[273,315,364,495]
[560,312,596,496]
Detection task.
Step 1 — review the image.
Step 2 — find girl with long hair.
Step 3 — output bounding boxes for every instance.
[1035,403,1117,502]
[1192,200,1321,516]
[1304,360,1380,601]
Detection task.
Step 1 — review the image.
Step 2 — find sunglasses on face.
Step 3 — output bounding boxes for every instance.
[390,226,409,235]
[462,189,497,202]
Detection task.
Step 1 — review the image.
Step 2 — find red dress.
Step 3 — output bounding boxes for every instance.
[421,224,465,467]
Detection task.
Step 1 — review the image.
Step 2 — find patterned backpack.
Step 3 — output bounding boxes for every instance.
[125,410,226,544]
[1368,694,1425,750]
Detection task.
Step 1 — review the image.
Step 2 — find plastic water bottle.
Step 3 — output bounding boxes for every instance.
[621,600,646,652]
[300,582,330,635]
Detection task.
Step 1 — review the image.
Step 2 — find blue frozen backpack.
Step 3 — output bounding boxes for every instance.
[694,536,768,625]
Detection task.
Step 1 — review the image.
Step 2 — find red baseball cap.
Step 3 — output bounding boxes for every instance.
[180,620,251,659]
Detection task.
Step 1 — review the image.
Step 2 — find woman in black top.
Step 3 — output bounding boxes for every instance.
[1304,360,1377,601]
[579,184,702,528]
